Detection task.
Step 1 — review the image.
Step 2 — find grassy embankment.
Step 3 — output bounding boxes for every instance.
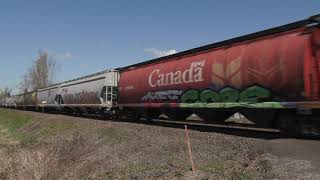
[0,108,36,144]
[0,108,75,145]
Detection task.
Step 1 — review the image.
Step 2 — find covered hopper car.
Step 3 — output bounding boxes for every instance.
[117,15,320,136]
[59,70,119,114]
[1,14,320,136]
[37,84,61,112]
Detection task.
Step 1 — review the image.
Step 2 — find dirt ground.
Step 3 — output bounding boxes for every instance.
[0,109,319,180]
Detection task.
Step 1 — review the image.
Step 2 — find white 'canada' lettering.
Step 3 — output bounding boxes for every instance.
[148,60,205,87]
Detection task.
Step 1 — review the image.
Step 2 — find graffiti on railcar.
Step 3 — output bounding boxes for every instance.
[63,91,101,104]
[180,85,271,103]
[141,85,271,104]
[141,90,183,102]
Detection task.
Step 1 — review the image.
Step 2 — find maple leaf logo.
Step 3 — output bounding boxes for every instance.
[246,55,286,89]
[211,52,243,88]
[244,37,288,89]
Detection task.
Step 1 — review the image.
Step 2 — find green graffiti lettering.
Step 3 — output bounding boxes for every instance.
[200,89,220,103]
[239,85,270,103]
[181,90,198,103]
[180,85,271,103]
[219,87,239,102]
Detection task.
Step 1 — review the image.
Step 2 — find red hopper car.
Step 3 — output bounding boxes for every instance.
[118,15,320,136]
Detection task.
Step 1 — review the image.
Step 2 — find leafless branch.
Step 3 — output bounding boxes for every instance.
[18,49,58,93]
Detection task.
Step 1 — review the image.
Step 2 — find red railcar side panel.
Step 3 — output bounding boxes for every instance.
[304,28,320,100]
[119,29,310,106]
[311,28,320,99]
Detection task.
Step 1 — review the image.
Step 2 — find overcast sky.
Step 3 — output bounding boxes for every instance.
[1,0,320,93]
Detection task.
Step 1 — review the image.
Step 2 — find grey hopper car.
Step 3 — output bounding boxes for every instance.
[37,85,61,107]
[0,97,14,107]
[23,92,37,106]
[15,94,24,106]
[59,70,119,113]
[5,96,16,107]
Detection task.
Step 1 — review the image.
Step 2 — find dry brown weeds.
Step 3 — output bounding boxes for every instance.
[0,110,319,179]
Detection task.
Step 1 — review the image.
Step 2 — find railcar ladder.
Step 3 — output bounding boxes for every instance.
[105,70,119,108]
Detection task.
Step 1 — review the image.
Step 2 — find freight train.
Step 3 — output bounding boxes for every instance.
[1,14,320,136]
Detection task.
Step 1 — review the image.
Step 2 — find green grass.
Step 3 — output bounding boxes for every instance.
[0,108,75,144]
[0,108,36,143]
[0,109,33,132]
[39,120,76,137]
[0,108,80,144]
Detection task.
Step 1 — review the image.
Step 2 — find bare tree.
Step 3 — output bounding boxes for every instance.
[0,87,12,98]
[19,49,57,92]
[18,72,31,93]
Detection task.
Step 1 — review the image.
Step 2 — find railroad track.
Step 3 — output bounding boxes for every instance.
[141,118,284,139]
[0,108,302,139]
[69,112,284,140]
[62,112,318,140]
